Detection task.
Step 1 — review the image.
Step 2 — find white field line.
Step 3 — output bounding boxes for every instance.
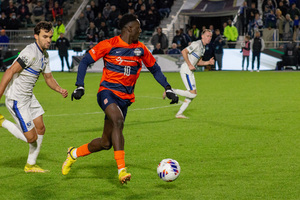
[44,96,183,117]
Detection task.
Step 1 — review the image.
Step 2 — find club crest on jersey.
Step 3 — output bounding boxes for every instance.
[133,48,142,56]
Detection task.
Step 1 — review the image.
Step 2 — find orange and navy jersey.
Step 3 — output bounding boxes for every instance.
[88,36,160,102]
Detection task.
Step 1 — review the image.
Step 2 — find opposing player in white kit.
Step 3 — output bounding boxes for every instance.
[166,29,214,119]
[0,21,68,172]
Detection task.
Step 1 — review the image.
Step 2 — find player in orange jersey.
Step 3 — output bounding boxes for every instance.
[62,14,178,184]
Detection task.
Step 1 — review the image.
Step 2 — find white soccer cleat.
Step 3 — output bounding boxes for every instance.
[175,114,188,119]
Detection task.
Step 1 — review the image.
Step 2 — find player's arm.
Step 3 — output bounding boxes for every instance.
[43,72,68,98]
[197,57,215,66]
[142,46,178,104]
[0,61,23,100]
[71,52,95,100]
[181,48,196,71]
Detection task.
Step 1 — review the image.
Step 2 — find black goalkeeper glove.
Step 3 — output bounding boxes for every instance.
[165,85,179,104]
[71,86,85,101]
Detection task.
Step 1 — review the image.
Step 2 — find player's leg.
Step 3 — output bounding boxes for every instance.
[251,53,255,71]
[1,99,28,142]
[257,53,260,72]
[24,96,48,173]
[59,54,64,71]
[64,55,71,71]
[23,115,47,172]
[175,69,197,118]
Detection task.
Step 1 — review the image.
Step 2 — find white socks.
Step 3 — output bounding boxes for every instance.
[176,98,192,115]
[118,168,125,175]
[27,135,43,165]
[173,89,197,99]
[71,148,78,159]
[2,119,27,142]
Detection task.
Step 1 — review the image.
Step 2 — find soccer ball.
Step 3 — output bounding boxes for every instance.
[157,158,180,182]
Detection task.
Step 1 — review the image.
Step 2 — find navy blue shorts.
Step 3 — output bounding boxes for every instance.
[97,90,132,120]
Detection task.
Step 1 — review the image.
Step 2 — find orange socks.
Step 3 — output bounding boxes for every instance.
[114,150,125,169]
[76,143,91,157]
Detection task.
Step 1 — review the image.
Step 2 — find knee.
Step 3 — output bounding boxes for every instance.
[112,118,124,129]
[36,125,45,135]
[26,133,37,143]
[188,91,197,99]
[101,141,112,150]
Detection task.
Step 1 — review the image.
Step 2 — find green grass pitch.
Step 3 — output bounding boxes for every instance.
[0,70,300,199]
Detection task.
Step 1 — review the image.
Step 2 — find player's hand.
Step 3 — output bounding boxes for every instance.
[60,88,68,98]
[188,64,196,71]
[208,57,215,65]
[165,86,178,104]
[71,86,84,101]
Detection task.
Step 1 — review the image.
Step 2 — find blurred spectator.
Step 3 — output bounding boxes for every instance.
[224,19,238,48]
[85,5,95,22]
[94,12,105,29]
[17,0,31,23]
[144,9,156,31]
[168,43,181,55]
[209,25,216,42]
[278,0,288,17]
[0,29,9,59]
[55,32,70,72]
[172,29,185,50]
[250,31,265,72]
[187,29,197,44]
[288,3,300,20]
[5,0,18,19]
[262,0,275,13]
[293,15,299,41]
[241,35,250,71]
[86,21,98,42]
[191,24,200,39]
[134,0,144,12]
[7,12,20,29]
[179,28,189,49]
[151,27,168,50]
[112,14,122,35]
[0,29,9,44]
[158,0,171,19]
[251,13,263,37]
[102,2,111,20]
[52,1,63,22]
[52,18,65,42]
[31,0,45,24]
[76,12,89,35]
[137,4,147,30]
[247,2,259,30]
[221,21,227,35]
[213,29,225,71]
[152,43,164,54]
[98,21,109,41]
[276,9,285,41]
[26,0,34,14]
[283,14,294,41]
[265,9,277,28]
[98,0,107,14]
[149,5,160,26]
[108,5,120,27]
[90,0,99,16]
[128,7,135,15]
[238,1,248,35]
[0,12,9,29]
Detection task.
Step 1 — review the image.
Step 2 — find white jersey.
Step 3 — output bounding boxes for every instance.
[4,42,51,101]
[184,40,205,67]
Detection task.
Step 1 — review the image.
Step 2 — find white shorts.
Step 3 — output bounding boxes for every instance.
[180,63,197,91]
[5,94,44,133]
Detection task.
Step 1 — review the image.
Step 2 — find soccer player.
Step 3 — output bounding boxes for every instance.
[0,21,68,172]
[166,29,215,119]
[62,14,178,184]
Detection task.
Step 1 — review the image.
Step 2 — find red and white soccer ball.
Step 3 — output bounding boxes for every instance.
[157,158,180,182]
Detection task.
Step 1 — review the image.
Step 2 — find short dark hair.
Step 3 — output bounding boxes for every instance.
[34,21,53,35]
[118,14,137,30]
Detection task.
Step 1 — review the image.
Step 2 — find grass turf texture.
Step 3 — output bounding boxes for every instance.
[0,71,300,199]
